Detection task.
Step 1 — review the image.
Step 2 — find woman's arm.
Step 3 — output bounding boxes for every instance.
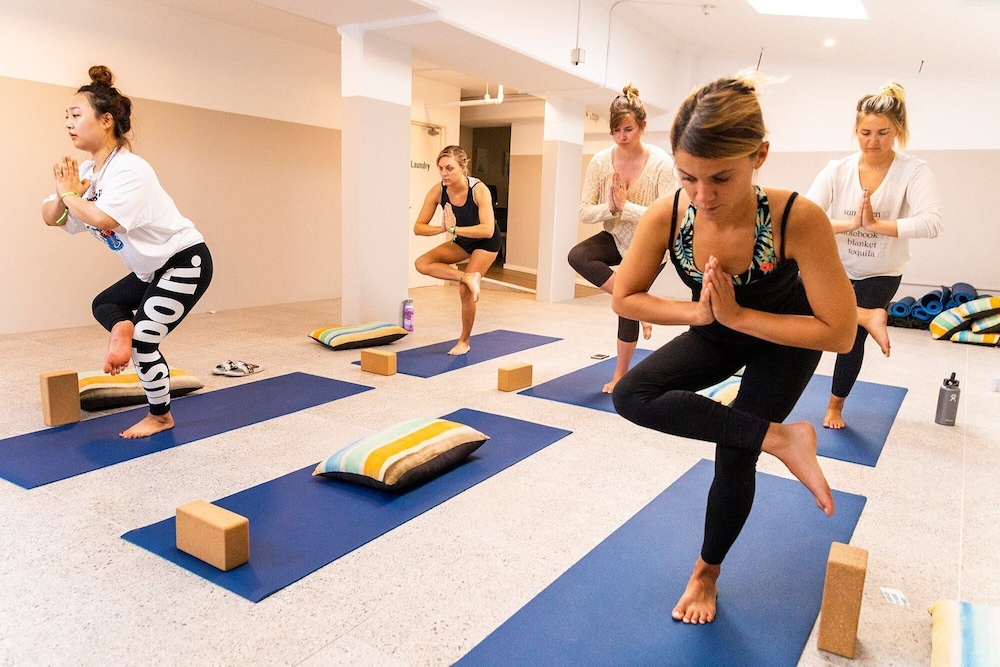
[862,163,943,239]
[704,193,857,353]
[52,156,120,230]
[452,181,496,240]
[579,154,614,225]
[805,162,861,234]
[413,185,447,237]
[612,196,713,327]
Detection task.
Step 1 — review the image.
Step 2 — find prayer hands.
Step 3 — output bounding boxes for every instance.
[609,172,627,214]
[442,202,457,235]
[53,156,89,198]
[703,255,741,326]
[859,189,878,232]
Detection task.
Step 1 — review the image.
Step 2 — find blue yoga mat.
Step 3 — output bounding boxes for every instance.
[890,296,915,317]
[787,374,907,467]
[122,409,571,602]
[518,349,654,413]
[0,373,372,489]
[353,330,561,378]
[457,459,866,667]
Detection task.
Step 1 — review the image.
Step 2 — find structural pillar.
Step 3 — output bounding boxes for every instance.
[339,25,412,325]
[536,97,584,303]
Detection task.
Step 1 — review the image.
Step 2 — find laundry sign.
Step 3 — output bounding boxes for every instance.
[410,161,430,171]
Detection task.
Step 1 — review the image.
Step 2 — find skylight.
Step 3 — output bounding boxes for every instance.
[746,0,868,19]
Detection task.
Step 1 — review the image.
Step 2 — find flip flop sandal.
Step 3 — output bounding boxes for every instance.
[223,360,263,377]
[212,360,237,375]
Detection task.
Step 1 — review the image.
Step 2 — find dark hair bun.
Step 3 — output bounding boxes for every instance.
[88,65,115,87]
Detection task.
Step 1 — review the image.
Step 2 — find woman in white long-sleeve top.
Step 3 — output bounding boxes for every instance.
[568,85,676,393]
[806,82,943,429]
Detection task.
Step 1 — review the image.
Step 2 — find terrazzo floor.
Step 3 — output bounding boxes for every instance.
[1,284,998,666]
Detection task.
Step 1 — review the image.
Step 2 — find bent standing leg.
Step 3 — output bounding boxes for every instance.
[614,333,826,623]
[121,243,213,438]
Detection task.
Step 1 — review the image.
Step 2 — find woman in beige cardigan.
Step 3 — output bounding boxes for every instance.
[568,85,676,392]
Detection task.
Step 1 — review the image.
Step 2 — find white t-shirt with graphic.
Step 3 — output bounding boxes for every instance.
[805,151,942,280]
[62,150,204,282]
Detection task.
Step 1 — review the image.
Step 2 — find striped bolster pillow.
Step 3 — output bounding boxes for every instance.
[79,369,204,411]
[314,418,489,492]
[309,322,408,351]
[928,600,1000,666]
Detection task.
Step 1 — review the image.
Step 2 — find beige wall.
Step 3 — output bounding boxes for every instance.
[1,75,339,334]
[762,149,1000,297]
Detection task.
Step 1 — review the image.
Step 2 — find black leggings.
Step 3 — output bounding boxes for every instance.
[92,243,213,416]
[613,328,821,565]
[831,275,901,398]
[568,231,662,343]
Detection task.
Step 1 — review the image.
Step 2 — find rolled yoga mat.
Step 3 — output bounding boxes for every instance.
[0,373,372,489]
[786,374,907,467]
[889,296,915,318]
[122,409,572,602]
[920,290,945,316]
[950,282,977,305]
[456,458,867,667]
[352,330,560,378]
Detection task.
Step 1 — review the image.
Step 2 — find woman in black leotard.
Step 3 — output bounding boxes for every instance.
[413,146,500,355]
[611,74,857,625]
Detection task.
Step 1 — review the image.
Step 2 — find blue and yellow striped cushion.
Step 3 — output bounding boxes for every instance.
[78,369,203,411]
[929,600,1000,666]
[313,418,489,491]
[309,322,408,351]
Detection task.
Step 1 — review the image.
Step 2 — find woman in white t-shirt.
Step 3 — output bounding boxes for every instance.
[568,85,676,393]
[806,82,942,429]
[42,66,213,439]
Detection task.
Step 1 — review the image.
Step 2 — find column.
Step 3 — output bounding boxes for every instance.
[339,25,412,325]
[536,97,584,303]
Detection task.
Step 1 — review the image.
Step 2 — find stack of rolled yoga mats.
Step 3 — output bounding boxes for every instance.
[889,282,1000,346]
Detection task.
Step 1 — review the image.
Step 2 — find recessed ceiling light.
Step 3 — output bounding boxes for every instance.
[746,0,868,19]
[823,38,836,46]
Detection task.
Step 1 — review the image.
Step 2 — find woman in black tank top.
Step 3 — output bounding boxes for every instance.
[611,75,858,625]
[413,146,499,356]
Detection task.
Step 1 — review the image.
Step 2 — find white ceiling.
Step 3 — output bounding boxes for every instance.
[152,0,1000,110]
[618,0,1000,81]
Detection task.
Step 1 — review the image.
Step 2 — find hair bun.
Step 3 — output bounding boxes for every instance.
[880,81,906,102]
[88,65,115,88]
[622,84,640,99]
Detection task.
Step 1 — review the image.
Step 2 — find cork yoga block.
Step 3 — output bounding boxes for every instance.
[498,363,533,392]
[175,500,250,572]
[817,541,869,659]
[40,370,81,427]
[360,348,397,376]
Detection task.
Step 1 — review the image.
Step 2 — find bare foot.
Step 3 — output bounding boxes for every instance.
[461,272,482,304]
[641,322,653,340]
[673,558,720,624]
[602,374,625,394]
[823,395,846,429]
[120,412,174,439]
[859,307,890,357]
[104,321,134,375]
[447,341,471,356]
[761,421,835,516]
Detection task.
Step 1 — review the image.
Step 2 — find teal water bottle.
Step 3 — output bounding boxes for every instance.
[934,373,960,426]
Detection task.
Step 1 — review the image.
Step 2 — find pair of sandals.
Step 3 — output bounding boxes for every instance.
[212,360,263,377]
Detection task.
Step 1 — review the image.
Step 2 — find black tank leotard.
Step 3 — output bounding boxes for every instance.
[442,176,502,254]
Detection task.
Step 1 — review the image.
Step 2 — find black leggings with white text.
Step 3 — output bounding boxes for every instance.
[92,243,213,416]
[613,326,821,565]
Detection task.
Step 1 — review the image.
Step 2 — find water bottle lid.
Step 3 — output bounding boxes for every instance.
[944,372,959,387]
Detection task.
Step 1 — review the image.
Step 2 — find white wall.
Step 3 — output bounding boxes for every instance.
[0,0,340,128]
